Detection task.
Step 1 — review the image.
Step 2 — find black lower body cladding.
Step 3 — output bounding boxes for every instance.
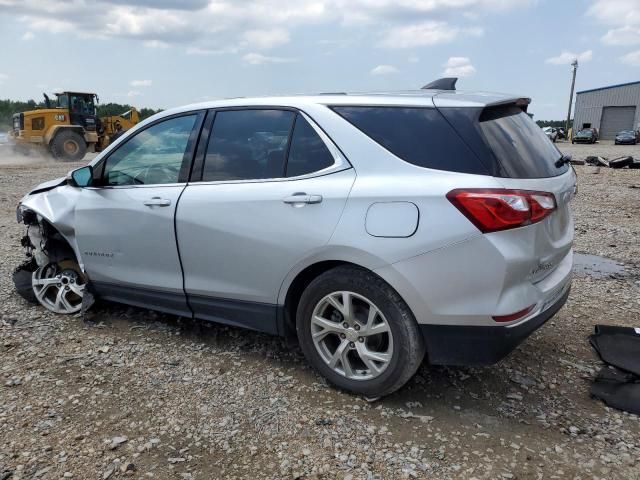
[420,286,571,366]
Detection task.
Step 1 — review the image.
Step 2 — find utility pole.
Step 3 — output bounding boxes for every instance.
[566,59,578,136]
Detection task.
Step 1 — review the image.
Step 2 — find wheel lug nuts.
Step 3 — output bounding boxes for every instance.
[349,342,355,348]
[354,324,360,331]
[342,322,349,329]
[340,333,346,339]
[358,337,364,342]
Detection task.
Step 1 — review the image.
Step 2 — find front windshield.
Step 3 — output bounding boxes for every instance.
[69,95,96,115]
[578,131,592,137]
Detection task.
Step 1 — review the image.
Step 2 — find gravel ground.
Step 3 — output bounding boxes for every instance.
[1,144,639,480]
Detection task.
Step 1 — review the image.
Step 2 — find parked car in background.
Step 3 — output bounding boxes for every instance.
[13,84,576,397]
[614,130,638,145]
[556,128,566,140]
[542,126,558,142]
[572,129,596,144]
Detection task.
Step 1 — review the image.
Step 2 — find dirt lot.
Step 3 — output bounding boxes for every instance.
[1,144,639,480]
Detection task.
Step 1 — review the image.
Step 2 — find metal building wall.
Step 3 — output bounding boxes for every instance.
[573,82,640,136]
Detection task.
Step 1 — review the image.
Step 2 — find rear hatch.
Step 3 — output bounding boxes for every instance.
[434,95,576,284]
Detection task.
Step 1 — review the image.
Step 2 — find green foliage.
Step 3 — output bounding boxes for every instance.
[0,99,45,129]
[96,103,161,120]
[536,119,572,129]
[0,98,161,130]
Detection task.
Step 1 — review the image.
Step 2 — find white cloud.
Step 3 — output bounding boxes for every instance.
[242,28,290,50]
[587,0,640,46]
[130,79,153,87]
[143,40,170,49]
[186,46,238,55]
[545,50,593,65]
[0,73,7,84]
[602,26,640,46]
[380,21,482,48]
[242,52,296,65]
[22,31,35,41]
[127,90,141,97]
[621,50,640,66]
[0,0,529,56]
[442,56,476,77]
[370,64,399,75]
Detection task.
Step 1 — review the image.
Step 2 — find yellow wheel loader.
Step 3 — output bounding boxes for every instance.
[9,92,139,161]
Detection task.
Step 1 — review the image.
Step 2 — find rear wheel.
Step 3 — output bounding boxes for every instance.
[296,265,425,397]
[50,130,87,162]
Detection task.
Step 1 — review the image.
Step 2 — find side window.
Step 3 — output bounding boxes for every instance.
[203,109,295,181]
[102,115,197,186]
[285,116,335,177]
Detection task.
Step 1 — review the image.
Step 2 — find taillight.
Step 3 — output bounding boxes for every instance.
[446,189,556,233]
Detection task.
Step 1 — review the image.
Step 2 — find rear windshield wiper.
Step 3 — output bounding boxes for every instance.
[555,154,572,168]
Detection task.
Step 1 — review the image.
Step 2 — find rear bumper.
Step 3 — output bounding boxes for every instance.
[420,283,570,366]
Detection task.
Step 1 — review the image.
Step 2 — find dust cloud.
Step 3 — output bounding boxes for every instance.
[0,143,51,166]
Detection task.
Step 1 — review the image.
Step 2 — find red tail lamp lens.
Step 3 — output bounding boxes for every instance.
[447,189,556,233]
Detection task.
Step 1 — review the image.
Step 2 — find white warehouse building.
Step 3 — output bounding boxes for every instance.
[573,81,640,140]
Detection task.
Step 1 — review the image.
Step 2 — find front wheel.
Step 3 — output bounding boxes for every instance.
[32,260,86,314]
[50,130,87,162]
[296,265,425,397]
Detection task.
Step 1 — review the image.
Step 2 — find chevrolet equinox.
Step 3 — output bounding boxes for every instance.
[13,79,576,397]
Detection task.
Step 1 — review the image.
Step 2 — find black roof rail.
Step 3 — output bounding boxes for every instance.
[421,77,457,91]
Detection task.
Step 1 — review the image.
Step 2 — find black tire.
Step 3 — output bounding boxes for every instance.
[12,259,38,304]
[609,156,634,169]
[50,130,87,161]
[296,265,425,397]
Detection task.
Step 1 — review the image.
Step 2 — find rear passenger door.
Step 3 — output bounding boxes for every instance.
[176,108,355,333]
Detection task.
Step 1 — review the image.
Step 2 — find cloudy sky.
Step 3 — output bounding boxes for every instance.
[0,0,639,120]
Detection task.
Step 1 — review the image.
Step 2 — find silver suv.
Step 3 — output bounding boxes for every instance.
[14,80,576,397]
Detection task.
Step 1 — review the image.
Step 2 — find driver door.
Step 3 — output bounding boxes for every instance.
[74,112,203,316]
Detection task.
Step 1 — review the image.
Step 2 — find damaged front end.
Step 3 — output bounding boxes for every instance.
[13,181,90,314]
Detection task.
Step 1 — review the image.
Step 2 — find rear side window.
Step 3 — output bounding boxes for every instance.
[203,109,295,181]
[286,116,334,177]
[331,106,487,175]
[478,106,567,178]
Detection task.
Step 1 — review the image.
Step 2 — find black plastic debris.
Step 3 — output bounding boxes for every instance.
[584,156,609,167]
[589,325,640,415]
[609,156,634,169]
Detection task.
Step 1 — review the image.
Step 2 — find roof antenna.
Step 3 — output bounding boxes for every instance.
[421,77,457,91]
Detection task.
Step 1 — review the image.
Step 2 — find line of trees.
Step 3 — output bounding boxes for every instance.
[0,99,161,130]
[536,119,573,129]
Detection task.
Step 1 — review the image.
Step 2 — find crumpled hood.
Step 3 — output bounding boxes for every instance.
[27,176,67,195]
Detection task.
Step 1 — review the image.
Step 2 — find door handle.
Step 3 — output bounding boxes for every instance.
[143,197,171,207]
[283,193,323,205]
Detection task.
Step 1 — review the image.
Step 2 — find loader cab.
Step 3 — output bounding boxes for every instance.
[55,92,99,132]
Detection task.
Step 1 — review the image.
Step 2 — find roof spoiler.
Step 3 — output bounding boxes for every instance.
[421,77,457,91]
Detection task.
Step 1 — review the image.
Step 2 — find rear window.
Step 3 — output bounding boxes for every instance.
[331,106,489,175]
[478,106,567,178]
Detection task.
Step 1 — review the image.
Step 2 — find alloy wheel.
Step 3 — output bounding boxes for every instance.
[32,261,85,314]
[311,291,393,381]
